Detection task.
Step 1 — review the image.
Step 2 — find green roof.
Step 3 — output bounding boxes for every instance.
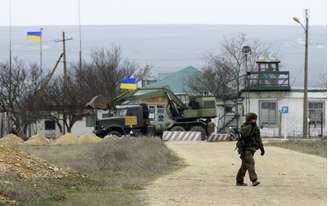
[146,66,201,93]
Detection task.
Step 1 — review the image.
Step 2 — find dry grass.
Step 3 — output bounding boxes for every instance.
[266,139,327,158]
[14,137,180,205]
[0,176,84,204]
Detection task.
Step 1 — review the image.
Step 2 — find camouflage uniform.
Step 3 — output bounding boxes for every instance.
[236,113,264,185]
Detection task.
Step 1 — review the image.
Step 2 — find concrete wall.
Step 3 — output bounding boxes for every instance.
[33,119,61,138]
[20,115,94,138]
[240,90,327,137]
[71,117,94,136]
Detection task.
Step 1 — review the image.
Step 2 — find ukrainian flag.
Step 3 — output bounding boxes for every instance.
[120,77,137,90]
[27,31,42,41]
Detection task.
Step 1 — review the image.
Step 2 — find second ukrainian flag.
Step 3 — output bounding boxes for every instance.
[120,77,137,90]
[27,31,42,41]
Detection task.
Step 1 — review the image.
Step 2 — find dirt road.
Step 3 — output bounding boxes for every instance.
[144,142,326,206]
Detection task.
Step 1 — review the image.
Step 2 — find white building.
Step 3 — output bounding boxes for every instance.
[240,89,326,137]
[29,116,95,138]
[217,59,327,138]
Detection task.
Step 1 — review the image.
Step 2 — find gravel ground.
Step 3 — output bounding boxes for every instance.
[143,142,326,206]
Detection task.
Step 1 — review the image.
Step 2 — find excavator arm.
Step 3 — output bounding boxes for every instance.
[86,87,188,120]
[35,53,64,96]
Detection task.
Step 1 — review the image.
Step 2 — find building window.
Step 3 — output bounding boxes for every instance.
[157,105,165,122]
[309,102,324,125]
[148,105,166,122]
[224,105,233,113]
[259,101,277,126]
[102,111,114,119]
[44,120,56,130]
[148,105,156,121]
[86,114,97,127]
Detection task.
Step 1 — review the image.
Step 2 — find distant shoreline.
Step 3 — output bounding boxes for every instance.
[0,24,325,87]
[0,24,326,28]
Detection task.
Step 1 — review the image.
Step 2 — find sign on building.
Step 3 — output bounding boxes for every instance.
[282,106,288,114]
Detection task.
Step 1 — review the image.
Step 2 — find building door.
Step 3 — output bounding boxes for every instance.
[309,102,325,136]
[259,101,278,127]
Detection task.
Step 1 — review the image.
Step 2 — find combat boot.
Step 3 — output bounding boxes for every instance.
[252,180,260,186]
[236,182,248,186]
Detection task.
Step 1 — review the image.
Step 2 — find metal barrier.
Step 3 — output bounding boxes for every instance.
[162,131,202,141]
[207,133,231,142]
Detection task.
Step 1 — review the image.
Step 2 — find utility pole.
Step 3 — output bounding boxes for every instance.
[40,27,43,71]
[55,32,72,134]
[62,32,68,88]
[8,0,13,134]
[62,32,67,135]
[303,9,309,138]
[242,45,252,114]
[293,9,309,138]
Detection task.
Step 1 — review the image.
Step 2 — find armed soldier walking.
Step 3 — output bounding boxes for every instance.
[236,113,265,186]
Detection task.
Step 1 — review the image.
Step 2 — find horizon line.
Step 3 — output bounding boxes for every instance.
[0,23,326,27]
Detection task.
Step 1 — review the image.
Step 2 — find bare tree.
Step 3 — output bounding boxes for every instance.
[0,59,44,136]
[41,46,150,133]
[189,34,273,99]
[135,64,153,81]
[75,47,137,101]
[188,64,232,98]
[0,47,151,135]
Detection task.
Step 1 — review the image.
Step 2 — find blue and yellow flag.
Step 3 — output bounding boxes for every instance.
[27,31,42,41]
[120,77,137,90]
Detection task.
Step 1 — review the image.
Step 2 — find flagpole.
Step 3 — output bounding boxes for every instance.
[78,0,82,70]
[40,27,43,72]
[9,0,12,74]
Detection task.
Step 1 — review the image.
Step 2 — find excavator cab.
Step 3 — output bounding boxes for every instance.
[182,96,217,120]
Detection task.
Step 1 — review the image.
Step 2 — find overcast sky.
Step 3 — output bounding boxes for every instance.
[0,0,326,26]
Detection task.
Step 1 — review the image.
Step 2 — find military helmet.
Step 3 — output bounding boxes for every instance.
[246,113,257,122]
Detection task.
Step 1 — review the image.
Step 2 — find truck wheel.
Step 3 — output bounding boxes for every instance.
[108,130,122,137]
[190,126,206,140]
[229,133,238,141]
[170,126,185,131]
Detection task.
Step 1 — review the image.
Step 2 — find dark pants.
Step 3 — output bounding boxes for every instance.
[236,150,258,183]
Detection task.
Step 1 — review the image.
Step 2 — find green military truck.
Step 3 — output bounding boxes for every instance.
[87,87,217,139]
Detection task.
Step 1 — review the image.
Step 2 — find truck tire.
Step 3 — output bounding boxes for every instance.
[108,130,122,137]
[190,126,206,140]
[229,134,238,141]
[170,126,185,131]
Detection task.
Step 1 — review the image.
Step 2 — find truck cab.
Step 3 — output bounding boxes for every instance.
[94,104,153,137]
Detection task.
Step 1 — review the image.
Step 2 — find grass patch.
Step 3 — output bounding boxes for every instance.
[20,187,137,206]
[1,138,180,205]
[266,139,327,158]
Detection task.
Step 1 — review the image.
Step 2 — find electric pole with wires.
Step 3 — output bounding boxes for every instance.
[55,32,73,134]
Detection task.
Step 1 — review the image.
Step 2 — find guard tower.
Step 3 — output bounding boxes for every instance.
[243,57,290,91]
